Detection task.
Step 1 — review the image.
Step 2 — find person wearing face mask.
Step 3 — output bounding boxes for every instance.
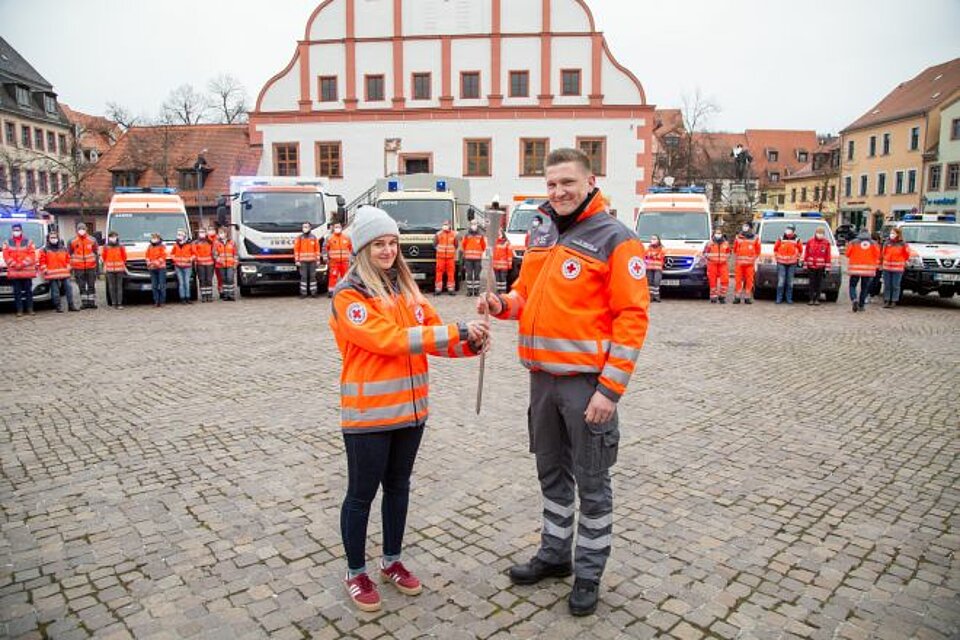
[294,222,322,298]
[773,224,803,304]
[433,220,458,296]
[704,224,731,303]
[171,229,195,304]
[732,223,760,304]
[330,206,488,613]
[101,231,127,309]
[461,221,487,297]
[803,227,832,306]
[39,229,75,313]
[2,223,37,317]
[524,215,555,249]
[145,233,168,307]
[69,222,99,309]
[880,227,910,308]
[644,234,665,302]
[845,228,881,312]
[193,227,216,302]
[213,228,238,301]
[324,223,352,297]
[492,227,513,294]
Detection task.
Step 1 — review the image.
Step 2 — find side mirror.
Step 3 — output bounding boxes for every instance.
[336,195,346,207]
[216,204,229,228]
[467,210,475,222]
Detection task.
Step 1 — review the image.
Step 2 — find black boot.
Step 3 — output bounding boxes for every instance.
[568,577,600,616]
[508,557,572,585]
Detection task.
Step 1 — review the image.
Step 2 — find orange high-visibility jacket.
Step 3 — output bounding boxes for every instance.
[494,190,650,401]
[145,244,167,270]
[881,241,910,272]
[774,237,803,264]
[846,238,881,276]
[325,233,352,263]
[643,244,665,270]
[434,229,458,260]
[214,239,237,268]
[69,235,98,270]
[171,241,195,268]
[294,234,321,262]
[194,239,214,266]
[733,234,761,264]
[493,239,512,271]
[39,246,71,280]
[330,273,479,432]
[2,237,37,278]
[101,244,127,272]
[461,232,486,260]
[704,238,731,264]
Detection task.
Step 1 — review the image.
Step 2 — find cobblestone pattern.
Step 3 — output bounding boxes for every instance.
[1,288,959,639]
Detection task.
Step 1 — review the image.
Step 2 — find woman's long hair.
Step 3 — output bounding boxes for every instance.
[350,240,423,306]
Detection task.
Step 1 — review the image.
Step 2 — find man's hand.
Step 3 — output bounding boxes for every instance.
[584,391,616,425]
[465,318,490,344]
[477,292,502,316]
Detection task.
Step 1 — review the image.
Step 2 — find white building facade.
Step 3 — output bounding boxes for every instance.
[249,0,654,220]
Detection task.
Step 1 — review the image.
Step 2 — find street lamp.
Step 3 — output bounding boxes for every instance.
[194,149,208,228]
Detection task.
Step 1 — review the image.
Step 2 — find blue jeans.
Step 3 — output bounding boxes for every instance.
[175,266,193,300]
[11,278,33,312]
[849,275,873,307]
[49,278,74,310]
[149,269,167,304]
[341,425,424,571]
[776,263,796,303]
[882,270,903,303]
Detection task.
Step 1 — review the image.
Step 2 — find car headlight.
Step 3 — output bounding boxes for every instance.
[906,255,923,269]
[240,265,258,274]
[694,255,706,268]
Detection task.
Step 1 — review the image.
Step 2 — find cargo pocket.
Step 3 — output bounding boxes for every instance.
[581,422,620,474]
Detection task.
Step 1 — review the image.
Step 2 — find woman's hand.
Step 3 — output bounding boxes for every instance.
[477,292,502,316]
[465,318,490,344]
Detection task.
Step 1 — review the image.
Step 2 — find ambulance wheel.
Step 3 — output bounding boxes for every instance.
[825,290,839,303]
[938,286,955,299]
[240,285,252,297]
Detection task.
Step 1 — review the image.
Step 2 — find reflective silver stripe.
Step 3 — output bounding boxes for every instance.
[408,326,424,354]
[543,519,574,539]
[576,533,612,550]
[600,365,631,386]
[579,513,613,530]
[432,326,450,351]
[543,498,575,519]
[342,373,429,397]
[609,343,640,363]
[521,359,601,375]
[519,335,608,355]
[341,397,428,423]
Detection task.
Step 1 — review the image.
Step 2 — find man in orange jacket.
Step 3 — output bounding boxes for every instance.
[69,222,99,309]
[461,221,487,296]
[774,224,804,304]
[2,223,37,316]
[478,148,649,617]
[214,228,238,301]
[704,225,731,303]
[846,229,881,312]
[324,222,352,297]
[294,222,322,298]
[433,221,458,295]
[101,231,128,308]
[39,228,76,312]
[732,223,760,304]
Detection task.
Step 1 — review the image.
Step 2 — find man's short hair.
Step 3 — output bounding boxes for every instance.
[545,147,592,173]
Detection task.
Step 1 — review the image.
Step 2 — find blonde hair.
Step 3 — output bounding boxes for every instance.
[350,241,423,306]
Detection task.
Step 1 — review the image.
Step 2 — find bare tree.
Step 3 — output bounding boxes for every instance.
[208,74,249,124]
[680,88,720,184]
[106,102,140,131]
[162,84,209,125]
[122,111,190,188]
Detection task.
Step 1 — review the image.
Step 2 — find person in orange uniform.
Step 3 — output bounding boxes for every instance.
[330,205,488,613]
[2,223,37,317]
[461,221,487,296]
[644,234,665,302]
[324,222,352,297]
[294,222,322,298]
[478,148,649,617]
[39,229,75,312]
[846,228,881,312]
[433,220,458,296]
[214,228,238,301]
[171,229,195,304]
[704,224,731,304]
[880,226,910,308]
[69,222,99,309]
[732,223,760,304]
[803,227,831,306]
[101,231,127,309]
[774,224,803,304]
[492,227,512,294]
[193,227,216,302]
[145,233,168,307]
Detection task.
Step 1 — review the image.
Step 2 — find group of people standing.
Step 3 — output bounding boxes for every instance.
[294,222,352,298]
[846,227,910,311]
[431,221,513,296]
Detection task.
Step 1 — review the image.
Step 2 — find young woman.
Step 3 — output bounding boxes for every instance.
[492,227,512,294]
[803,227,832,306]
[880,227,910,308]
[329,206,489,613]
[145,233,168,307]
[644,234,665,302]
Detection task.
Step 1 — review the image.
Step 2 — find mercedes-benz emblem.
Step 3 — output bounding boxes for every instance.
[408,246,420,257]
[943,259,955,268]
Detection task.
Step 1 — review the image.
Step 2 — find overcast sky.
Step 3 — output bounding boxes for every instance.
[2,0,958,134]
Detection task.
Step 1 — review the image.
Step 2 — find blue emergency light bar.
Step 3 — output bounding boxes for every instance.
[387,180,401,192]
[114,187,179,194]
[903,214,958,222]
[0,210,40,219]
[800,212,823,218]
[648,186,707,194]
[436,180,447,192]
[944,215,958,222]
[762,211,784,218]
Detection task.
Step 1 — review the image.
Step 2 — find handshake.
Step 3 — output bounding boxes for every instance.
[463,293,503,353]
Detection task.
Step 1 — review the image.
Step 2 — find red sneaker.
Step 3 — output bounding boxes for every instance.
[344,572,381,612]
[379,560,423,596]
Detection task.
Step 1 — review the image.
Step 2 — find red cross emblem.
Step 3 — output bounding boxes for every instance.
[415,305,425,324]
[561,258,581,279]
[347,302,368,325]
[628,256,646,280]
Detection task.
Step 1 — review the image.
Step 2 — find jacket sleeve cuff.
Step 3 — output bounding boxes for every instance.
[596,382,622,403]
[457,321,469,342]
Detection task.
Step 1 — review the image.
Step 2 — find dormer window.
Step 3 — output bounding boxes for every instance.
[797,151,808,163]
[767,149,779,162]
[15,85,30,107]
[43,94,57,114]
[111,169,142,189]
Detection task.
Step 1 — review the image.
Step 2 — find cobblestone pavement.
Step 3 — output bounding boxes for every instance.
[1,285,959,640]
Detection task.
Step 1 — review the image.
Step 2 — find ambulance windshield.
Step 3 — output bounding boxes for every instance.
[240,192,325,232]
[901,225,960,245]
[109,213,187,243]
[377,199,454,232]
[635,212,710,241]
[760,221,833,244]
[508,208,544,233]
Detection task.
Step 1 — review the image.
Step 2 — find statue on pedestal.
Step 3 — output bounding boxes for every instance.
[731,144,753,181]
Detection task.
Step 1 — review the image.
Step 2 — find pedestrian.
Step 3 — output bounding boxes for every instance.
[644,234,665,302]
[101,231,127,309]
[524,216,542,248]
[294,222,322,298]
[846,229,881,312]
[329,205,488,613]
[803,227,832,306]
[880,226,910,308]
[193,227,216,302]
[461,220,486,296]
[2,223,37,317]
[774,224,803,304]
[209,228,225,296]
[69,222,99,309]
[324,222,352,297]
[704,224,730,303]
[478,148,650,616]
[732,222,760,304]
[433,220,458,296]
[524,214,555,248]
[171,229,195,304]
[214,228,238,301]
[492,227,512,294]
[146,233,168,307]
[38,228,75,313]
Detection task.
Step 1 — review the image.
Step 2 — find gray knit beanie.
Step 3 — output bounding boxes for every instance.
[350,206,399,255]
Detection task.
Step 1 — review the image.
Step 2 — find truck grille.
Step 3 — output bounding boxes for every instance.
[664,256,694,270]
[923,258,939,269]
[404,243,435,260]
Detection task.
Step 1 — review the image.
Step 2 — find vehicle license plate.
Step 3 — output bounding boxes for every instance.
[661,279,681,286]
[935,273,960,282]
[793,278,809,285]
[0,286,12,295]
[413,272,426,280]
[276,265,297,272]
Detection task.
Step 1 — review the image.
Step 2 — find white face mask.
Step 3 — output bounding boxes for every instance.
[50,237,59,244]
[77,229,86,236]
[442,225,449,231]
[815,233,824,239]
[714,233,722,240]
[218,234,226,240]
[302,227,311,234]
[177,235,185,241]
[889,233,897,240]
[334,227,342,234]
[742,227,751,234]
[12,231,21,238]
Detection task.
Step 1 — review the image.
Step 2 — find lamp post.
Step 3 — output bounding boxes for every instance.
[194,149,208,228]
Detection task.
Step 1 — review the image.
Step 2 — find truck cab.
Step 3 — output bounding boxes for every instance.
[0,210,54,307]
[753,211,842,301]
[892,214,960,299]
